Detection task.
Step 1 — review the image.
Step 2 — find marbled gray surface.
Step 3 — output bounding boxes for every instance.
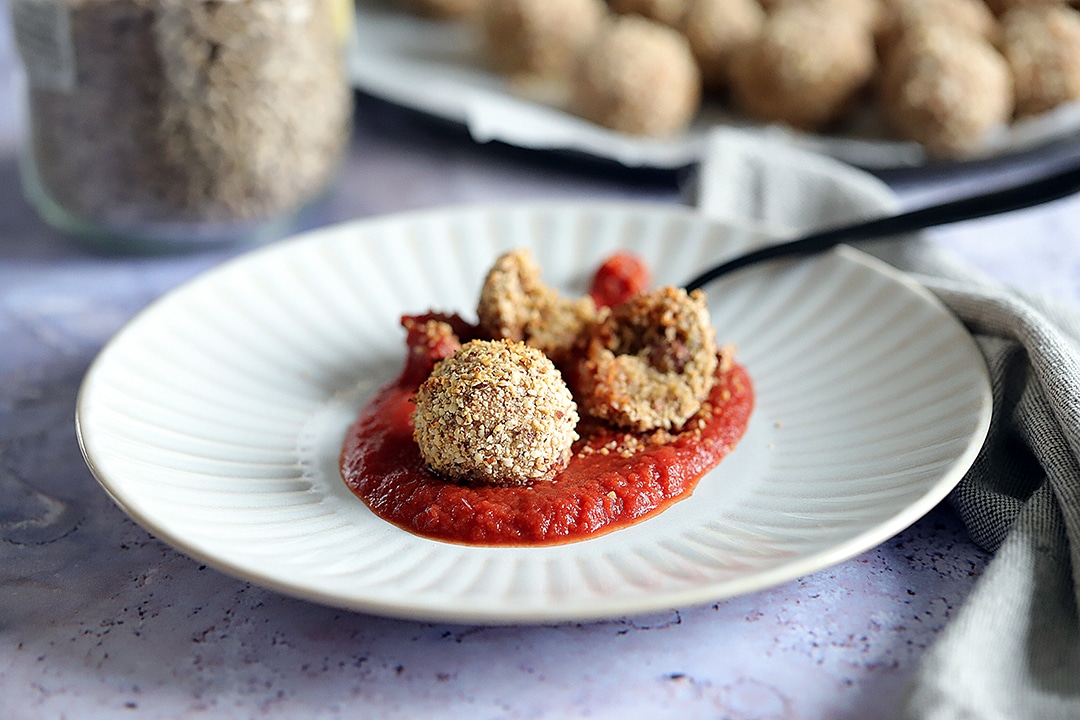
[3,4,1080,717]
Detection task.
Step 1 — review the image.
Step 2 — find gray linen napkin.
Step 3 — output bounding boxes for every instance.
[697,129,1080,720]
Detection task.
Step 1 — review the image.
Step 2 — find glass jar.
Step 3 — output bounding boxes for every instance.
[9,0,353,252]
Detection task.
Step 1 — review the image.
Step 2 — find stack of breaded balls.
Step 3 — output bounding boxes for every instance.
[395,0,1080,159]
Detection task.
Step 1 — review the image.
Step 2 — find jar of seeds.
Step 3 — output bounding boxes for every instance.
[9,0,352,251]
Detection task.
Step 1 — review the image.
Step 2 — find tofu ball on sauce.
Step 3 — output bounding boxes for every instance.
[412,340,580,485]
[576,286,720,432]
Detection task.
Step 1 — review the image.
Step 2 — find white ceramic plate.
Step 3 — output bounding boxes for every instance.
[76,202,992,624]
[347,3,1080,169]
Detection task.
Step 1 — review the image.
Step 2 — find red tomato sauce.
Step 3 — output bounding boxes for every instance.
[340,361,753,546]
[589,251,651,308]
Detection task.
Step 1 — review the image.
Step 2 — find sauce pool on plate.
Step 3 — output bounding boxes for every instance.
[338,250,754,546]
[340,359,752,546]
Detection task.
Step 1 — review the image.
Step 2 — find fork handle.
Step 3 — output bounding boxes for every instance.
[685,161,1080,292]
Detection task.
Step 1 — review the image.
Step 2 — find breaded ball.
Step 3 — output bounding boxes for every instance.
[477,248,547,342]
[878,0,998,56]
[764,0,885,34]
[576,286,719,432]
[413,340,579,485]
[480,0,608,78]
[880,24,1014,157]
[572,15,702,135]
[729,5,876,130]
[477,248,601,362]
[609,0,690,26]
[984,0,1070,16]
[682,0,766,89]
[399,0,483,19]
[999,5,1080,116]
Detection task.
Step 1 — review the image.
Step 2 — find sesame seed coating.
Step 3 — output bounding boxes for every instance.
[413,339,580,485]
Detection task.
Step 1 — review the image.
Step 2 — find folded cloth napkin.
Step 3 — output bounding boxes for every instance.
[696,129,1080,720]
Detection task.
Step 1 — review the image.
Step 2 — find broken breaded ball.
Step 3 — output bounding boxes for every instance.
[576,286,719,432]
[572,14,702,136]
[412,339,580,485]
[477,248,602,363]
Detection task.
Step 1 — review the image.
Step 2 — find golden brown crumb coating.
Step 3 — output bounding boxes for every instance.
[477,248,602,362]
[764,0,885,33]
[576,286,719,432]
[572,15,702,135]
[477,248,546,342]
[999,5,1080,116]
[682,0,767,89]
[399,0,484,19]
[878,0,998,55]
[413,339,579,485]
[984,0,1070,16]
[729,5,876,130]
[609,0,691,26]
[481,0,608,78]
[880,24,1014,158]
